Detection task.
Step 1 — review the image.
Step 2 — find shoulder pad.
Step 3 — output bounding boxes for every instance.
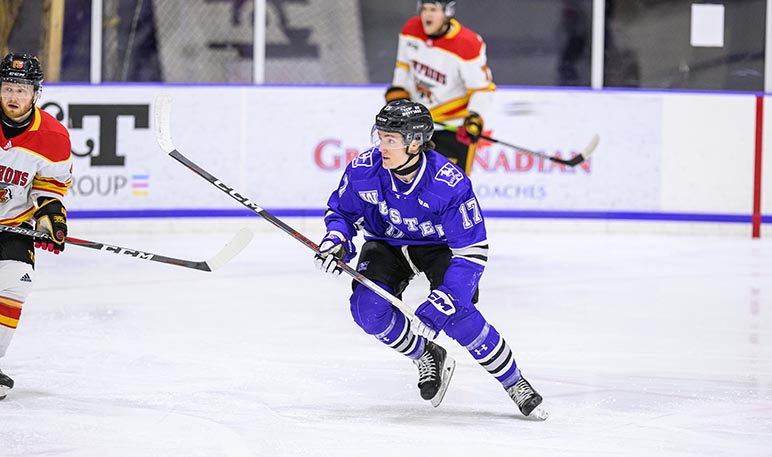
[351,149,376,169]
[434,162,465,188]
[401,16,426,39]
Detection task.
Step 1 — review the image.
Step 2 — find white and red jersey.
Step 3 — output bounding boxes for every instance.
[392,16,495,125]
[0,106,72,226]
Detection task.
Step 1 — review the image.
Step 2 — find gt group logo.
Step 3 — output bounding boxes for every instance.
[131,175,150,196]
[39,101,152,200]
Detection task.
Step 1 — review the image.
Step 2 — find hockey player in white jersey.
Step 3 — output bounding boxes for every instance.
[314,100,546,419]
[0,53,72,400]
[385,0,494,175]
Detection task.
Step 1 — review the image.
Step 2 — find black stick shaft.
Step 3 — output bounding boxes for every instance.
[437,122,594,167]
[0,223,211,271]
[166,150,417,317]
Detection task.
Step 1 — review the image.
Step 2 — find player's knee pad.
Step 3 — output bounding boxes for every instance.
[442,306,486,346]
[0,260,33,303]
[0,260,32,357]
[350,282,397,335]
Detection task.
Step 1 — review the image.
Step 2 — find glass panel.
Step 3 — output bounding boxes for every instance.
[361,0,593,87]
[101,0,162,82]
[61,0,92,82]
[5,0,90,82]
[263,0,368,84]
[605,0,765,91]
[144,0,254,83]
[6,1,45,72]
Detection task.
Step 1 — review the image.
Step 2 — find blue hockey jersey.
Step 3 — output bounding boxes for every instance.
[324,148,488,305]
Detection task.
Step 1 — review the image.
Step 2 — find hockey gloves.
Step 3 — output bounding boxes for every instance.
[34,197,67,254]
[411,286,458,340]
[385,85,411,103]
[314,231,356,275]
[455,112,484,145]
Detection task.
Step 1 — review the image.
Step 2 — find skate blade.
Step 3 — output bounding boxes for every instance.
[0,385,10,401]
[528,405,549,421]
[430,356,456,408]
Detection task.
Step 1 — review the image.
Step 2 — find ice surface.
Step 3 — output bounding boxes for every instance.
[2,227,770,456]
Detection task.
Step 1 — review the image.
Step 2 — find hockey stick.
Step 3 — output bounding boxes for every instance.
[0,223,253,272]
[437,122,600,167]
[155,94,416,318]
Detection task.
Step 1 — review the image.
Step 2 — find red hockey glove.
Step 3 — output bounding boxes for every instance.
[34,197,67,254]
[455,112,484,145]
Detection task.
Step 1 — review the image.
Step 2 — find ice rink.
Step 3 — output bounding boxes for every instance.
[2,221,771,456]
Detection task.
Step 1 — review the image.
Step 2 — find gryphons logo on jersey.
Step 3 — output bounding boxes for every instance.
[435,163,463,187]
[0,185,11,203]
[352,150,374,168]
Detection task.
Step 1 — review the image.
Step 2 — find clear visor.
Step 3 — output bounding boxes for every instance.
[371,125,425,149]
[0,79,40,98]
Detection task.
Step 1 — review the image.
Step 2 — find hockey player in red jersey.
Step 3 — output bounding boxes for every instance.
[385,0,494,175]
[0,52,72,400]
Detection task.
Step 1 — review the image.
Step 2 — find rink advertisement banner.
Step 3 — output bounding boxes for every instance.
[40,85,753,218]
[41,87,247,211]
[244,89,663,211]
[470,91,662,210]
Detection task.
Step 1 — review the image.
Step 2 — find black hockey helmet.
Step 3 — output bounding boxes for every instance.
[0,53,44,90]
[374,99,434,146]
[417,0,456,17]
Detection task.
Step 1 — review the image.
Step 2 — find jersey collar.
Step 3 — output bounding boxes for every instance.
[388,152,427,196]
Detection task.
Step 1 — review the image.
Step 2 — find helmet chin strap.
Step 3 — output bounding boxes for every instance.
[393,146,422,176]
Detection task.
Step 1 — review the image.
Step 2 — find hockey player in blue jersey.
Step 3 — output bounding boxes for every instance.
[314,99,547,419]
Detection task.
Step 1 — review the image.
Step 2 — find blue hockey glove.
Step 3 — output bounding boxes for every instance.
[411,286,458,340]
[314,231,356,275]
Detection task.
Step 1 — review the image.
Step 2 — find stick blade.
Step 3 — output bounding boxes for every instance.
[580,134,600,160]
[155,94,176,154]
[205,227,254,271]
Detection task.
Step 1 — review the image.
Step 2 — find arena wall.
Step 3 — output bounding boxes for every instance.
[42,85,769,237]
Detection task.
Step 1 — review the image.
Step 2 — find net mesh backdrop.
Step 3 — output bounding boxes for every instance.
[150,0,367,83]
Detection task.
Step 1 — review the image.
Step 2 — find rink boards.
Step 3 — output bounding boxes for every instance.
[41,85,771,235]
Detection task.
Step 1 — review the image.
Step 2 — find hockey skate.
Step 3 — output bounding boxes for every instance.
[0,368,13,400]
[507,376,548,420]
[413,341,455,407]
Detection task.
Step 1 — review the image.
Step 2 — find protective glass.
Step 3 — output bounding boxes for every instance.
[0,81,37,100]
[371,125,425,149]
